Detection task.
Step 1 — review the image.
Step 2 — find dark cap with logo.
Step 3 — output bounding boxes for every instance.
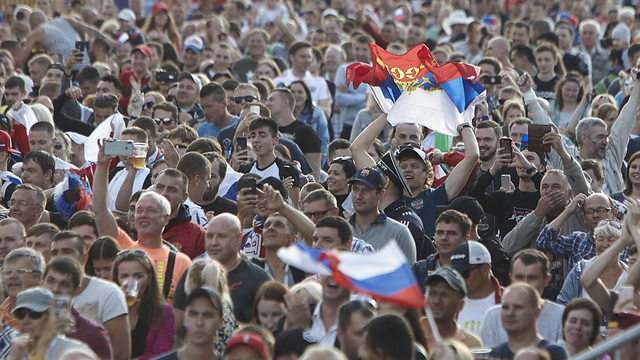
[348,167,385,190]
[450,241,492,274]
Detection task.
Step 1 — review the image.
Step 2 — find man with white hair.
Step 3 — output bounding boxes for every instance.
[93,139,191,305]
[577,20,610,85]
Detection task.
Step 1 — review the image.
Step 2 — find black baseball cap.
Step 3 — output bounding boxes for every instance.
[377,152,412,196]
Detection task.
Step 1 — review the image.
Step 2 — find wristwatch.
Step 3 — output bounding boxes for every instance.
[459,124,473,134]
[526,165,537,174]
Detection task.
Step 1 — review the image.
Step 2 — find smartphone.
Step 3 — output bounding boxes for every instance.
[156,72,177,82]
[282,164,295,179]
[238,178,257,195]
[236,137,247,152]
[75,41,85,52]
[499,137,513,162]
[501,174,511,189]
[527,124,552,152]
[250,105,260,115]
[484,75,502,85]
[104,140,134,156]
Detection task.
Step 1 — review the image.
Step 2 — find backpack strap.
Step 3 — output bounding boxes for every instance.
[163,251,176,299]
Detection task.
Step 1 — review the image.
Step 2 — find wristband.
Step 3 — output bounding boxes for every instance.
[526,165,537,174]
[459,124,473,134]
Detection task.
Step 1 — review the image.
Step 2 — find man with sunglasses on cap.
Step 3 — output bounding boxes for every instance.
[451,241,504,336]
[8,288,90,360]
[537,192,620,271]
[424,267,482,349]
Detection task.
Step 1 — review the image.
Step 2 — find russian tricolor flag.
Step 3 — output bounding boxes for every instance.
[277,241,425,308]
[346,43,486,136]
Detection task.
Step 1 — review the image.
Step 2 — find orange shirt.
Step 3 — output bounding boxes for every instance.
[1,297,17,330]
[116,229,191,305]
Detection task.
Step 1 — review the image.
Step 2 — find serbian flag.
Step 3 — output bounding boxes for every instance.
[347,43,486,136]
[277,241,425,308]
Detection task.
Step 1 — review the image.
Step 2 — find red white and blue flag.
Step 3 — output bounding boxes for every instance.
[346,43,486,136]
[277,241,425,308]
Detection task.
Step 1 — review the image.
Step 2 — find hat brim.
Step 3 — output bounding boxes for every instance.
[378,152,412,196]
[347,178,379,190]
[184,45,203,53]
[13,302,50,313]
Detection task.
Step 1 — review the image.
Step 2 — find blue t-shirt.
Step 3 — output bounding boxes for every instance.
[490,339,568,360]
[403,184,450,237]
[197,116,239,138]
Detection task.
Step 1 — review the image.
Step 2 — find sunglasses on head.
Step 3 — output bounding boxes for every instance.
[142,102,155,110]
[597,219,622,229]
[14,308,47,320]
[234,95,257,104]
[117,249,147,259]
[155,118,174,125]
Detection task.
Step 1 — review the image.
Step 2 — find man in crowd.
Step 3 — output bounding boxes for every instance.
[176,152,211,226]
[0,218,26,267]
[197,83,238,138]
[198,152,238,215]
[337,301,376,360]
[0,248,44,329]
[25,223,58,263]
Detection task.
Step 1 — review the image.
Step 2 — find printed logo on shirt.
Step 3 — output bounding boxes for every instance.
[462,320,482,333]
[411,198,424,210]
[508,207,533,224]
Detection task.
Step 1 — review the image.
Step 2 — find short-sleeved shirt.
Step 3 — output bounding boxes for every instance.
[116,229,192,304]
[278,120,322,155]
[274,70,332,105]
[533,75,560,102]
[197,117,239,138]
[201,196,238,216]
[403,185,451,237]
[72,277,128,324]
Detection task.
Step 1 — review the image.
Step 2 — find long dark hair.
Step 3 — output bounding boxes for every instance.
[142,10,180,47]
[113,252,165,331]
[251,281,289,326]
[289,80,314,117]
[85,236,121,277]
[623,151,640,196]
[554,73,584,110]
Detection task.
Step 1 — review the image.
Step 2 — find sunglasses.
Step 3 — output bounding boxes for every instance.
[461,265,482,279]
[142,102,155,110]
[597,219,622,229]
[117,249,147,259]
[54,142,63,150]
[155,118,174,125]
[234,95,258,104]
[14,308,47,320]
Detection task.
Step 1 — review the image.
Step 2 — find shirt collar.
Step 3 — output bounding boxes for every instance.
[348,212,387,225]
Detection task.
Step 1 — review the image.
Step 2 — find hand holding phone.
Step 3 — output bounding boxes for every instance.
[238,178,257,195]
[499,138,513,162]
[236,137,248,152]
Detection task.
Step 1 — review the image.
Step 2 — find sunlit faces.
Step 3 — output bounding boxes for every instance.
[69,224,98,251]
[177,78,200,107]
[399,157,429,191]
[510,259,549,294]
[134,196,170,236]
[205,215,242,264]
[289,47,313,73]
[9,189,43,228]
[117,259,150,300]
[42,269,75,297]
[250,125,278,157]
[535,50,557,76]
[351,182,382,215]
[26,233,52,262]
[2,256,42,298]
[21,158,52,190]
[153,173,186,214]
[500,287,540,334]
[475,127,499,162]
[509,123,528,146]
[433,221,466,258]
[312,226,348,250]
[425,280,464,321]
[563,308,596,351]
[0,223,25,263]
[326,162,351,195]
[560,80,580,104]
[28,130,55,154]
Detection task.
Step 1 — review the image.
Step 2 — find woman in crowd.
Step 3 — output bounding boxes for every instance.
[85,236,121,280]
[256,59,281,79]
[595,103,619,135]
[551,73,587,134]
[207,43,235,77]
[611,151,640,203]
[113,249,174,359]
[501,100,525,128]
[326,156,357,215]
[185,258,238,352]
[561,298,602,357]
[290,80,330,164]
[142,2,182,55]
[251,281,289,332]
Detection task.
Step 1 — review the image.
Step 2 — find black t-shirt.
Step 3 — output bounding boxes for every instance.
[201,196,238,216]
[218,125,237,161]
[490,339,568,360]
[278,120,322,155]
[533,75,560,102]
[173,258,272,323]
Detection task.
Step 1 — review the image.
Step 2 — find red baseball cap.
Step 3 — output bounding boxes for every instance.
[132,45,153,59]
[0,130,20,154]
[225,332,269,360]
[151,1,169,14]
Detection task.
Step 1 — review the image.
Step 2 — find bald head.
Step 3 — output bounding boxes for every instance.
[29,11,46,29]
[488,37,509,58]
[208,213,241,235]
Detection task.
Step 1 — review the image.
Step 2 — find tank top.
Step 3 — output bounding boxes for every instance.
[40,18,90,71]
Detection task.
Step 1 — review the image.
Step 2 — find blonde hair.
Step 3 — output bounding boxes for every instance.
[30,103,54,124]
[290,281,322,303]
[186,258,233,308]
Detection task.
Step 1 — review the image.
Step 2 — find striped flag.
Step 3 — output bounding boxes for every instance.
[277,241,425,308]
[347,43,486,136]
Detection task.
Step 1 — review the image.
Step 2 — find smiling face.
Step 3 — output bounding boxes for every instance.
[563,308,596,350]
[561,80,580,105]
[475,127,499,162]
[290,47,312,74]
[134,196,169,237]
[320,274,350,302]
[250,125,278,157]
[399,157,429,193]
[2,256,41,298]
[327,162,351,195]
[9,189,44,228]
[289,83,307,109]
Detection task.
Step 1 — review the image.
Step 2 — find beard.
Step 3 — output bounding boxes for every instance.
[479,147,497,162]
[202,185,220,202]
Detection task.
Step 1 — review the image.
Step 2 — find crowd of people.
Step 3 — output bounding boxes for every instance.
[0,0,638,359]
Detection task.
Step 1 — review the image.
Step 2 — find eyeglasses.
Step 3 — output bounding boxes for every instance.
[584,207,612,216]
[155,118,174,125]
[233,95,258,104]
[597,219,622,229]
[142,102,155,110]
[117,249,147,259]
[54,142,63,150]
[9,199,38,207]
[13,308,47,320]
[2,269,40,278]
[303,208,335,219]
[460,265,482,279]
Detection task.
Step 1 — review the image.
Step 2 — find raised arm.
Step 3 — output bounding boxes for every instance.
[93,139,120,239]
[443,124,479,200]
[546,193,586,231]
[350,113,389,169]
[15,29,45,68]
[260,184,315,246]
[608,68,640,166]
[114,166,138,212]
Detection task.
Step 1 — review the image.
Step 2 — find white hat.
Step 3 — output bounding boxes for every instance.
[322,9,340,18]
[66,132,88,145]
[183,35,205,53]
[118,8,136,22]
[443,10,473,35]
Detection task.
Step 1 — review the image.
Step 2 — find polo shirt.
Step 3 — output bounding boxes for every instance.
[348,212,417,263]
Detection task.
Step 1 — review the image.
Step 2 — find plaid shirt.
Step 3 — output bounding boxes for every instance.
[0,324,16,358]
[536,225,597,270]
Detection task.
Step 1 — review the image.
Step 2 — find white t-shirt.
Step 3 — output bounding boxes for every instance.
[274,70,332,105]
[457,292,496,335]
[184,198,208,227]
[72,277,128,324]
[249,161,281,180]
